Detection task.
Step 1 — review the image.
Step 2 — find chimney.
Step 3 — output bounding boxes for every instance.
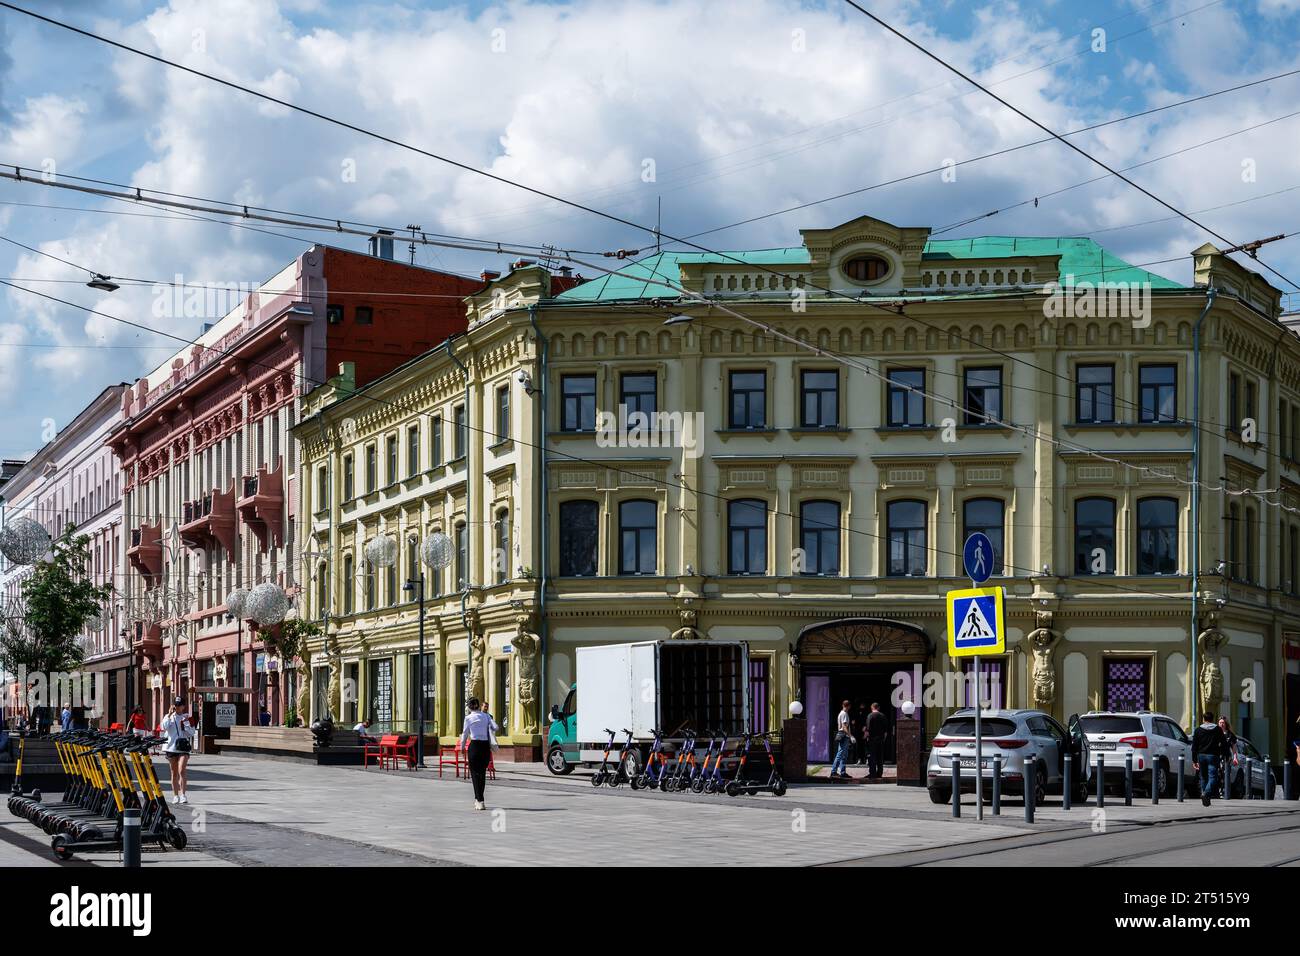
[512,258,535,270]
[480,270,501,282]
[368,230,395,260]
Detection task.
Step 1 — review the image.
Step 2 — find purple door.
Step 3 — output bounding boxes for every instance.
[807,675,831,762]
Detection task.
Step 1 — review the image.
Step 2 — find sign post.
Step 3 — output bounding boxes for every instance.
[950,532,1002,821]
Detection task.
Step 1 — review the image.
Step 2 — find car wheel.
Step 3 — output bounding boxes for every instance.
[546,745,573,775]
[928,787,948,805]
[1033,764,1048,806]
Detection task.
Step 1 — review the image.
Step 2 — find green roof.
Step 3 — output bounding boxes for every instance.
[552,236,1182,302]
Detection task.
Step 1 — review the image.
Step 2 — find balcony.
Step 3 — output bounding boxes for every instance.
[236,462,284,550]
[180,484,237,552]
[132,620,162,659]
[126,520,163,584]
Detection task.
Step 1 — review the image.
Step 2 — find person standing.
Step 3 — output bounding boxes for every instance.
[129,706,149,738]
[460,697,498,811]
[865,702,889,779]
[829,699,853,780]
[161,696,196,804]
[1191,712,1226,807]
[1217,717,1241,797]
[59,703,72,734]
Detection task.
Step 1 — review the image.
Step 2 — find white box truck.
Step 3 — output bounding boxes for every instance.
[545,640,750,773]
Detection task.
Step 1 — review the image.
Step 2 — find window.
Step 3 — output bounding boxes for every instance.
[1076,364,1115,423]
[1103,658,1149,712]
[316,562,327,614]
[963,367,1003,425]
[365,562,376,610]
[962,498,1004,576]
[887,368,924,427]
[618,500,657,575]
[355,305,373,325]
[800,369,839,428]
[748,658,770,734]
[342,454,354,501]
[405,539,418,601]
[559,500,599,576]
[1290,526,1299,595]
[342,554,354,614]
[385,563,397,607]
[453,405,466,460]
[455,523,467,589]
[842,255,890,282]
[1245,505,1258,584]
[365,444,377,494]
[1245,381,1257,432]
[799,500,840,576]
[494,658,511,734]
[1136,497,1178,575]
[385,435,398,486]
[727,499,767,575]
[432,415,443,467]
[1280,401,1289,460]
[887,500,927,577]
[316,466,327,512]
[1139,365,1177,423]
[367,658,392,729]
[1229,371,1241,431]
[407,425,420,477]
[960,658,1006,708]
[495,385,510,443]
[620,372,656,421]
[1074,497,1116,575]
[1226,503,1240,579]
[409,653,435,736]
[560,374,596,432]
[728,370,766,429]
[494,509,510,585]
[326,303,344,325]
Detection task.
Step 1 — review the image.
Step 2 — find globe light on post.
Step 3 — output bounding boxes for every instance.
[789,700,804,717]
[420,531,454,571]
[246,583,292,627]
[225,587,249,620]
[901,699,917,718]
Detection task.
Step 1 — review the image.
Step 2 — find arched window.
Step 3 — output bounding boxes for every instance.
[1074,498,1116,575]
[962,498,1004,576]
[619,500,657,575]
[559,501,599,576]
[1136,497,1178,575]
[342,553,354,615]
[887,500,927,576]
[728,499,767,575]
[799,500,840,576]
[494,509,511,584]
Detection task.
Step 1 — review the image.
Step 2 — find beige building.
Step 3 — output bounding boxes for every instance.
[293,216,1300,768]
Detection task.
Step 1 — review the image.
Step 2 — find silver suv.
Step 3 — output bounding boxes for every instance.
[927,709,1090,805]
[1075,711,1195,797]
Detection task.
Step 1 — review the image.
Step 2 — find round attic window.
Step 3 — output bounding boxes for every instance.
[843,255,891,283]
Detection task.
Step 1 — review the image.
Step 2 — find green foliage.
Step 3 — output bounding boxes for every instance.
[263,617,322,664]
[0,524,113,675]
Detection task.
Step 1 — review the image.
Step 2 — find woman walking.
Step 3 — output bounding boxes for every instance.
[459,697,498,811]
[161,696,196,804]
[1218,716,1241,797]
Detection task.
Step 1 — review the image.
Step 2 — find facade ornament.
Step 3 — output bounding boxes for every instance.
[1026,609,1057,709]
[295,646,311,723]
[468,632,487,702]
[513,614,540,734]
[1198,627,1228,716]
[670,606,699,641]
[326,640,342,720]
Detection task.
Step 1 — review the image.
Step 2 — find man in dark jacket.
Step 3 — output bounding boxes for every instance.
[865,703,889,779]
[1191,712,1227,807]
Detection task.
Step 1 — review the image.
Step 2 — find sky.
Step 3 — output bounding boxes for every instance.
[1,0,1299,457]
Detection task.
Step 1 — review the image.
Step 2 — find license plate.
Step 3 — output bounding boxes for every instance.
[1093,743,1117,751]
[957,757,992,768]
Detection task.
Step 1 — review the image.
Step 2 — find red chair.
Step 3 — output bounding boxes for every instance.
[392,734,418,769]
[436,739,497,779]
[364,734,401,770]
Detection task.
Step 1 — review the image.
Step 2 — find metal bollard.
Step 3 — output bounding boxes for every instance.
[952,759,961,819]
[1224,759,1232,801]
[1151,760,1159,805]
[1096,754,1105,807]
[1124,753,1133,806]
[1244,759,1251,800]
[1178,754,1186,802]
[1264,755,1274,801]
[1024,761,1035,823]
[1285,751,1294,801]
[1063,753,1072,811]
[123,807,141,869]
[992,755,1001,816]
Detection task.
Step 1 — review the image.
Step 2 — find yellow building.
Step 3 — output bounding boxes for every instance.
[294,216,1300,767]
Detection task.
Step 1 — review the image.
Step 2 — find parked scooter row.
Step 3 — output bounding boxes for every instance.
[8,730,188,860]
[591,727,786,796]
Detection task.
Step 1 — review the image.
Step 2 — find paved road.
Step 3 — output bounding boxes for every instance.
[4,755,1296,866]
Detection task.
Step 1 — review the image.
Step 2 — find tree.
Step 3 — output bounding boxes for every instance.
[0,524,113,677]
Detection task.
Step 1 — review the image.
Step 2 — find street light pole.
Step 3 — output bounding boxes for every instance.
[405,572,427,767]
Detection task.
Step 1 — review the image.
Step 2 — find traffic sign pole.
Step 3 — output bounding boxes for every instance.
[961,533,994,824]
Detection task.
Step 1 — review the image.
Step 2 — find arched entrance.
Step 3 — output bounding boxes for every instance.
[794,618,933,764]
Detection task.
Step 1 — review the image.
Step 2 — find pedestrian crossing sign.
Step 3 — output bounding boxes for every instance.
[946,586,1005,657]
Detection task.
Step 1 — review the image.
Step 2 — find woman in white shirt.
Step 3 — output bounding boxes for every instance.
[161,697,197,804]
[459,697,498,810]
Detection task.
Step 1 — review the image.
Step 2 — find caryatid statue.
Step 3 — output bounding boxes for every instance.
[513,619,540,735]
[468,632,487,703]
[1026,610,1057,709]
[1198,627,1228,716]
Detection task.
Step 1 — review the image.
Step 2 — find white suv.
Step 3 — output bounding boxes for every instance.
[1075,711,1195,797]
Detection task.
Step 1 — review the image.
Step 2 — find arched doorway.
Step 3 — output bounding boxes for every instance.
[794,618,933,764]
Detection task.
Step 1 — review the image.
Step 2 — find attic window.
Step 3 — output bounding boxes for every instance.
[843,255,890,282]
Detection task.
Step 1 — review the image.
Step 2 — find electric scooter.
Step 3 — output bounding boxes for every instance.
[631,728,669,791]
[610,728,638,788]
[662,729,697,792]
[726,732,787,796]
[591,728,620,787]
[689,730,719,793]
[702,729,731,794]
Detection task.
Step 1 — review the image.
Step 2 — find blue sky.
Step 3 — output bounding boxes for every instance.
[2,0,1299,456]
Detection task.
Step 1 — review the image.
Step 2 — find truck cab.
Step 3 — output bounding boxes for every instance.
[546,684,577,775]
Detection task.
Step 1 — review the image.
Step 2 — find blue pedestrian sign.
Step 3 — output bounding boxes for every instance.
[963,532,994,584]
[946,586,1005,657]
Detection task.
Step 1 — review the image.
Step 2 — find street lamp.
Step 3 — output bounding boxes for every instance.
[403,531,453,767]
[225,587,249,723]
